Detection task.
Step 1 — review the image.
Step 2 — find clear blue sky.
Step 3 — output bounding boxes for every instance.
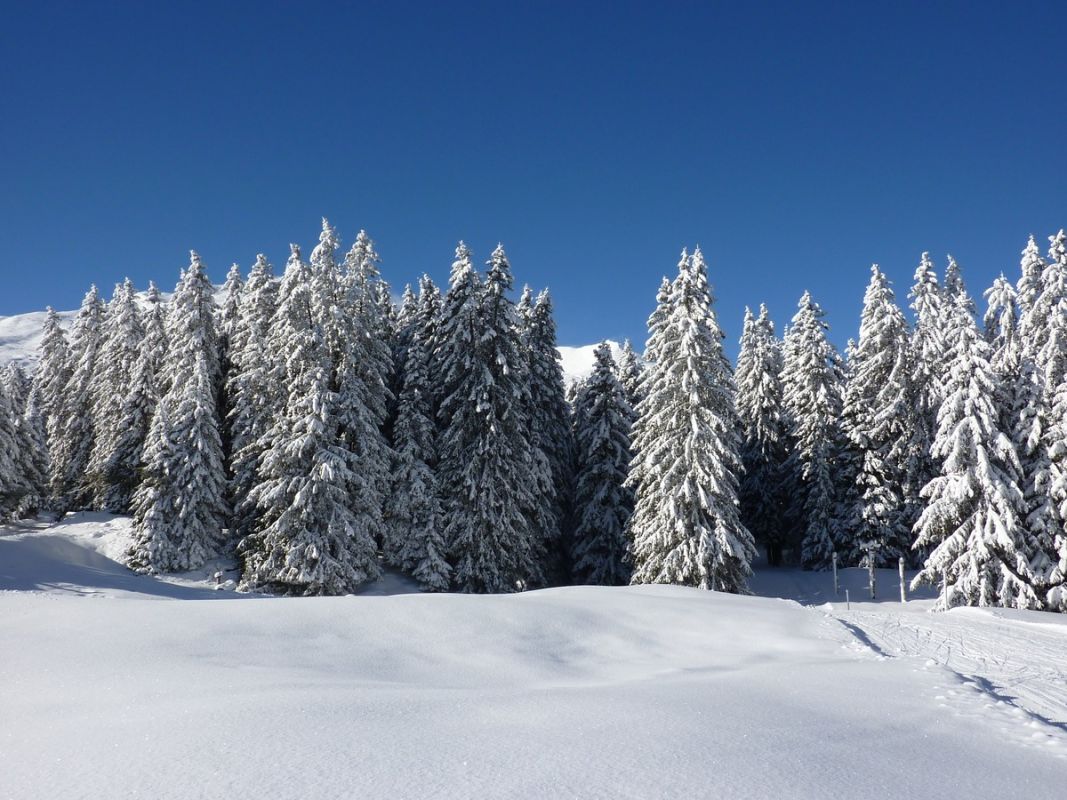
[2,0,1065,353]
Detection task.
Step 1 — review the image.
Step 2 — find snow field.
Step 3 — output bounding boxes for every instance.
[2,517,1066,799]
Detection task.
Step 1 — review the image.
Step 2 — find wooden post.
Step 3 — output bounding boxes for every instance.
[898,557,906,604]
[867,547,876,600]
[832,552,839,595]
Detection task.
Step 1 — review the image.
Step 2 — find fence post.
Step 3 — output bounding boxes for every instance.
[832,551,839,595]
[867,547,876,600]
[898,557,906,604]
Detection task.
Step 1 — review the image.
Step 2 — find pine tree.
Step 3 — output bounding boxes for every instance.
[384,300,450,591]
[431,242,481,421]
[838,266,916,566]
[1011,231,1067,604]
[735,304,791,565]
[88,279,144,511]
[339,228,393,547]
[782,291,845,569]
[616,338,643,413]
[238,234,380,595]
[32,307,71,445]
[49,285,105,509]
[127,252,227,573]
[1015,235,1046,318]
[523,289,573,579]
[226,254,278,540]
[437,244,544,592]
[142,281,168,386]
[627,248,755,591]
[0,377,27,518]
[571,342,633,585]
[911,294,1031,609]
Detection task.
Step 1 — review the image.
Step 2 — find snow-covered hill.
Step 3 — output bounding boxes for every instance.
[0,306,613,383]
[1,515,1065,799]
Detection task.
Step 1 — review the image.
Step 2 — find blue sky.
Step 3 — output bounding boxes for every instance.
[2,1,1065,353]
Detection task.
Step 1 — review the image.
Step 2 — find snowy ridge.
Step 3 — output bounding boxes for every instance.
[0,305,612,383]
[2,516,1066,799]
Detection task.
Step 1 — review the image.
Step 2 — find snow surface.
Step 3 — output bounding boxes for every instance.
[0,305,614,383]
[2,515,1066,799]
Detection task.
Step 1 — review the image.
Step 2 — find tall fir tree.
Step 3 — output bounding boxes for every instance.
[49,285,105,509]
[384,298,450,590]
[839,266,916,566]
[127,252,227,573]
[437,245,545,592]
[627,248,755,591]
[31,307,70,462]
[523,289,574,578]
[911,294,1031,609]
[88,279,144,511]
[616,338,643,414]
[570,342,634,585]
[735,304,791,565]
[226,254,278,540]
[781,291,845,570]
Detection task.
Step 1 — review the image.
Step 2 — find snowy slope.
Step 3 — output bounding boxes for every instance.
[0,305,611,383]
[1,517,1065,799]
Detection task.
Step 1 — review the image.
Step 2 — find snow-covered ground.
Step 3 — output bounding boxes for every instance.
[0,306,613,383]
[1,515,1065,799]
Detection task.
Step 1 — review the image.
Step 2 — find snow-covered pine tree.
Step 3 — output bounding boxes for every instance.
[523,289,574,579]
[31,307,71,444]
[142,281,168,386]
[238,239,379,594]
[11,371,48,518]
[627,248,756,591]
[226,254,278,540]
[735,304,791,565]
[570,342,634,585]
[127,252,227,573]
[983,274,1022,438]
[49,285,105,510]
[1011,231,1067,605]
[642,276,674,367]
[437,244,545,592]
[616,338,643,414]
[1016,234,1046,318]
[838,266,917,566]
[944,256,975,314]
[431,242,481,422]
[217,262,245,458]
[906,252,949,541]
[911,293,1031,609]
[781,291,845,570]
[339,228,394,546]
[0,377,28,518]
[88,279,144,511]
[384,298,450,590]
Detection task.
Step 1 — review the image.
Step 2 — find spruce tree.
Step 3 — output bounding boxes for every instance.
[384,301,450,590]
[437,245,544,592]
[571,342,633,585]
[88,279,144,511]
[839,266,916,566]
[32,307,71,445]
[735,304,791,565]
[226,254,278,539]
[911,294,1031,608]
[616,338,643,413]
[127,252,227,573]
[49,285,105,509]
[523,289,573,578]
[627,248,755,591]
[781,291,845,570]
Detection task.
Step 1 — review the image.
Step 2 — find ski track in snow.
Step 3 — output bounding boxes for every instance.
[823,605,1067,756]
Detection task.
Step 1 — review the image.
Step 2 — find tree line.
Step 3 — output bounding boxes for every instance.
[0,220,1064,610]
